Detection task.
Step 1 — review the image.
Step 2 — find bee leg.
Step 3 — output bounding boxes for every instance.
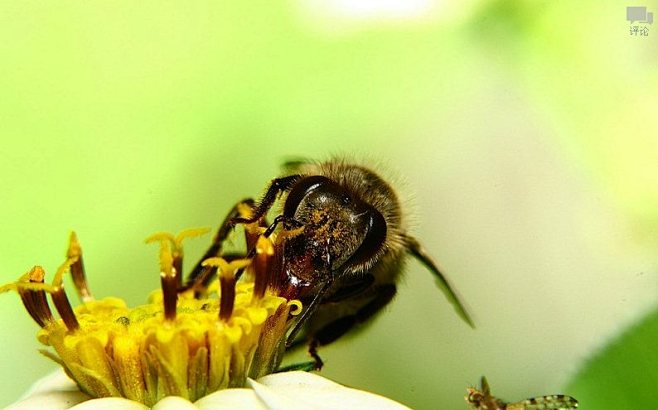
[286,278,335,346]
[322,274,375,303]
[263,214,303,238]
[231,175,301,225]
[274,361,317,373]
[281,285,396,372]
[182,199,256,291]
[308,339,324,370]
[313,284,397,347]
[183,252,249,293]
[284,334,308,350]
[278,340,325,372]
[285,275,374,345]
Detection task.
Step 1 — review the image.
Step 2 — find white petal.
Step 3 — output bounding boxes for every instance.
[246,379,308,410]
[21,368,80,396]
[8,369,409,410]
[253,371,411,410]
[6,390,91,410]
[7,369,91,410]
[152,396,198,410]
[69,397,149,410]
[194,388,267,410]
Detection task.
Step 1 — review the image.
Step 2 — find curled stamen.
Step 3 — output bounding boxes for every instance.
[160,269,178,322]
[253,236,275,302]
[202,257,251,321]
[147,228,210,287]
[20,267,54,327]
[0,267,55,328]
[173,228,210,282]
[147,237,178,321]
[174,227,212,247]
[50,258,80,331]
[244,225,266,253]
[203,257,234,321]
[219,270,235,321]
[287,300,303,316]
[4,228,305,406]
[144,232,176,244]
[145,232,176,274]
[67,232,93,302]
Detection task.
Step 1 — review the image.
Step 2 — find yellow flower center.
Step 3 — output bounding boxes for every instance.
[1,229,302,406]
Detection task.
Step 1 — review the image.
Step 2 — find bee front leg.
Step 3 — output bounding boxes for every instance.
[283,283,397,372]
[263,214,303,238]
[231,175,301,225]
[298,283,397,371]
[275,339,324,373]
[182,199,256,290]
[308,339,324,370]
[313,283,397,346]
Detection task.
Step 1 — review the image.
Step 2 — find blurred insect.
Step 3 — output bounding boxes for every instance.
[465,376,579,410]
[184,158,474,369]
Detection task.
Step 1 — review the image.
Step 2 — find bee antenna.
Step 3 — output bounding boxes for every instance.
[403,235,475,328]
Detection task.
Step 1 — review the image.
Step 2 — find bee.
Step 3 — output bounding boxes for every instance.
[185,158,473,368]
[465,376,579,410]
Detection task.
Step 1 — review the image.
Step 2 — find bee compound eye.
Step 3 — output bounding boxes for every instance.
[341,194,351,205]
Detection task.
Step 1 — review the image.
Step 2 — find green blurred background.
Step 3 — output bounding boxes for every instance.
[1,1,657,409]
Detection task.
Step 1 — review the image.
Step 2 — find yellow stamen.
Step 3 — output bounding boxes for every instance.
[67,232,93,302]
[3,229,302,406]
[253,236,275,301]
